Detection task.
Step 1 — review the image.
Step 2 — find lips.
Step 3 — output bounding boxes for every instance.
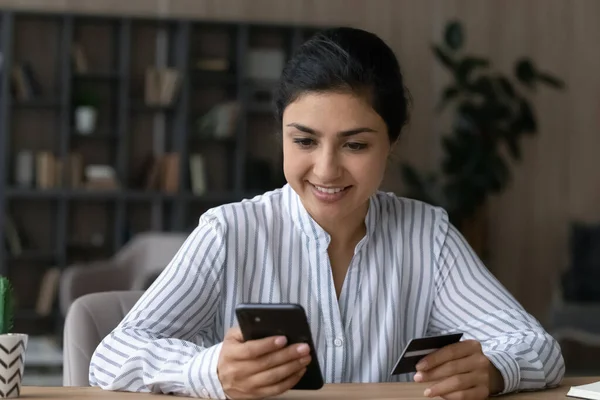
[313,185,347,194]
[309,183,351,203]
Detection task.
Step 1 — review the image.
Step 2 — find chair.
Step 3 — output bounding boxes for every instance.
[62,290,144,386]
[59,232,186,317]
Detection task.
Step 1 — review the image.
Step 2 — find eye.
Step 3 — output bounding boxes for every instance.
[345,142,368,151]
[293,138,316,148]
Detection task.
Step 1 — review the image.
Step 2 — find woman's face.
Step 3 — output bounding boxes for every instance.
[282,91,391,229]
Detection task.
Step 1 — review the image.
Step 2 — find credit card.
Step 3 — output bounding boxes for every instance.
[390,332,464,375]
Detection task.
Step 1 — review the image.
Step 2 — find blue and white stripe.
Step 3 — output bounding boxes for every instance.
[89,184,564,398]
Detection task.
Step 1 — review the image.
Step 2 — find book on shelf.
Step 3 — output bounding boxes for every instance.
[567,381,600,400]
[67,152,84,188]
[143,153,181,193]
[11,62,43,101]
[162,153,180,193]
[35,151,56,189]
[35,267,61,317]
[189,154,207,196]
[71,43,88,73]
[195,101,240,140]
[84,164,119,190]
[194,57,230,72]
[3,214,23,256]
[145,67,181,106]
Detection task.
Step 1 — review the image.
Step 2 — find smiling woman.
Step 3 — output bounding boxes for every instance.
[281,92,390,237]
[89,27,564,400]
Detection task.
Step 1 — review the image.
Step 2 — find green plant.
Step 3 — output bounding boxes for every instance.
[402,21,565,229]
[0,277,15,335]
[73,87,101,108]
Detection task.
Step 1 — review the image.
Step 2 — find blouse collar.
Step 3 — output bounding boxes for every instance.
[282,184,381,245]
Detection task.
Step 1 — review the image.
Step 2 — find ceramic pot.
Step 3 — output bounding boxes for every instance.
[75,106,97,135]
[0,334,28,398]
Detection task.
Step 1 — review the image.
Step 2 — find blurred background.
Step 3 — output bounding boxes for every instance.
[0,0,598,387]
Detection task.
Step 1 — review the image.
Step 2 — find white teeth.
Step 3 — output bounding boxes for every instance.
[314,185,345,194]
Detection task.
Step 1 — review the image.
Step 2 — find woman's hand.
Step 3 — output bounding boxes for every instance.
[413,340,504,400]
[217,327,311,399]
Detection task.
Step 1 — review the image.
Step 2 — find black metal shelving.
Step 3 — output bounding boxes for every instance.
[0,9,316,333]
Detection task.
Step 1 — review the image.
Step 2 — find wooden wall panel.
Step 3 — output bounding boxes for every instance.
[2,0,600,321]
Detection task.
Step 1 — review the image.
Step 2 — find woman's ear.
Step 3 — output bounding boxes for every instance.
[389,136,400,156]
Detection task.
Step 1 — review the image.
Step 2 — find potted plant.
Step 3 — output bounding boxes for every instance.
[0,277,27,398]
[73,87,100,135]
[401,21,565,257]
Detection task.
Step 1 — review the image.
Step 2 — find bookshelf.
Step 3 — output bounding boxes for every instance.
[0,9,321,334]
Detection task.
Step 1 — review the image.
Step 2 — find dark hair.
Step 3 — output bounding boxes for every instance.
[274,27,410,143]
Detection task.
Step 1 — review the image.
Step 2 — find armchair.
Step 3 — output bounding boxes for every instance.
[59,232,187,317]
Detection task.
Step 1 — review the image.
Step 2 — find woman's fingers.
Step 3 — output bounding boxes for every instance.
[424,371,487,398]
[417,340,482,372]
[255,368,307,399]
[247,356,311,388]
[415,353,487,382]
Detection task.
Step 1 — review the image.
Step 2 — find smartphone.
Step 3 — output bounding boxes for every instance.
[235,303,324,390]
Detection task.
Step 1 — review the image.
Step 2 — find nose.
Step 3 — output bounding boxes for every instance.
[313,147,342,182]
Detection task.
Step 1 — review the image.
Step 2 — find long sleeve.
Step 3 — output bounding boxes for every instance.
[427,217,565,395]
[89,213,228,399]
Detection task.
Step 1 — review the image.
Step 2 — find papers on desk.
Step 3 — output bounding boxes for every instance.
[567,381,600,400]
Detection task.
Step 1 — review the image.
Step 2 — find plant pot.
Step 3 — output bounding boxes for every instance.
[0,334,28,398]
[75,106,97,135]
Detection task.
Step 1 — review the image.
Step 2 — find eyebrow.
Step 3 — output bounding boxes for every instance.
[286,123,377,137]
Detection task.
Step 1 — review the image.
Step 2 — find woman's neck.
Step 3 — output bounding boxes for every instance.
[319,203,369,249]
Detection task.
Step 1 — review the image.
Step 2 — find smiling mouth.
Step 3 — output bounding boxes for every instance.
[310,183,351,194]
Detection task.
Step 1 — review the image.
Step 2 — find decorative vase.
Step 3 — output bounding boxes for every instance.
[0,334,27,398]
[75,106,97,135]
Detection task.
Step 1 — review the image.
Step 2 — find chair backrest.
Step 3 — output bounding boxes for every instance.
[117,232,187,290]
[63,290,144,386]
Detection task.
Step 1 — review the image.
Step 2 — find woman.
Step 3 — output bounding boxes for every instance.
[89,27,564,400]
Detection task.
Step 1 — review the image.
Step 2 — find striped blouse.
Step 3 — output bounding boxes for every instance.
[89,184,565,398]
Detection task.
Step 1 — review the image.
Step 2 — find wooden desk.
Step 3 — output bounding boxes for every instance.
[19,377,599,399]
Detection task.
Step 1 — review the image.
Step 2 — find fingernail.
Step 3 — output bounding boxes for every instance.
[414,372,423,382]
[297,344,310,354]
[300,356,311,365]
[424,388,432,397]
[275,336,287,346]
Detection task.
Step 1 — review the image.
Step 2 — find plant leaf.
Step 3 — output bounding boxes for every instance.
[401,165,439,206]
[456,57,489,85]
[517,99,537,133]
[432,45,456,71]
[505,135,522,160]
[444,21,464,51]
[538,72,565,89]
[437,86,460,111]
[471,76,495,99]
[491,155,511,192]
[497,76,516,98]
[0,277,13,335]
[515,58,536,88]
[5,282,13,335]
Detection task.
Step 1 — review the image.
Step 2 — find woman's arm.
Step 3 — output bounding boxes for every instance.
[89,214,227,399]
[427,216,565,395]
